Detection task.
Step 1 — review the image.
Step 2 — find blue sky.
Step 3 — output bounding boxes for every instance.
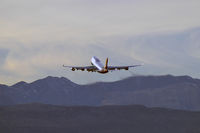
[0,0,200,85]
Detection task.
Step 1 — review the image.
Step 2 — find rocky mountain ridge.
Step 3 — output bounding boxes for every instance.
[0,75,200,111]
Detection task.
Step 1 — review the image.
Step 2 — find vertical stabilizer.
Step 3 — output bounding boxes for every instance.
[105,58,108,69]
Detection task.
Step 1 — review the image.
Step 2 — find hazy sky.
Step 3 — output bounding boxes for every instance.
[0,0,200,85]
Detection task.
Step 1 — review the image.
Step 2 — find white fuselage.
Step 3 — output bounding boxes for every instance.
[91,56,104,71]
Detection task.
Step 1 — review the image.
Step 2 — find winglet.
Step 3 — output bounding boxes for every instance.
[105,58,108,69]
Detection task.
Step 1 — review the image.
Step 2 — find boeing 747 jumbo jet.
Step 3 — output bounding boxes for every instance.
[63,56,142,74]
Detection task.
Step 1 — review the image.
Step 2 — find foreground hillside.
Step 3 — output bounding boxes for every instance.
[0,103,200,133]
[0,75,200,110]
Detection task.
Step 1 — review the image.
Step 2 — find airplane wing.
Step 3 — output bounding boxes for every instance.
[63,65,98,71]
[107,65,142,70]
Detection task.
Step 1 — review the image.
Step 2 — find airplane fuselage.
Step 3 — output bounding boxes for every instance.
[91,56,108,74]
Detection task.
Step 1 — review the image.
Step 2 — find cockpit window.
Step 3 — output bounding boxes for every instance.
[93,56,100,62]
[96,58,100,62]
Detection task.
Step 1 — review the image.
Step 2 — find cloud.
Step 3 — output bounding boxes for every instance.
[0,48,9,65]
[1,0,200,42]
[1,28,200,85]
[0,0,200,84]
[101,28,200,76]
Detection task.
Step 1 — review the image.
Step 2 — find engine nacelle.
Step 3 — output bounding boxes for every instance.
[125,67,129,70]
[87,69,93,72]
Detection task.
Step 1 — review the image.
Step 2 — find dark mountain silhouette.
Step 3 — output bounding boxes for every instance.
[0,84,14,105]
[11,81,28,88]
[0,75,200,110]
[0,103,200,133]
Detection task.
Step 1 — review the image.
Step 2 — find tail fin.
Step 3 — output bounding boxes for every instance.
[105,58,108,69]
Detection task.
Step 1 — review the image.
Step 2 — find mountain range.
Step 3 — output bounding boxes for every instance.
[0,75,200,111]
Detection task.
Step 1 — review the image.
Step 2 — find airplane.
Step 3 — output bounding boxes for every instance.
[63,56,142,74]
